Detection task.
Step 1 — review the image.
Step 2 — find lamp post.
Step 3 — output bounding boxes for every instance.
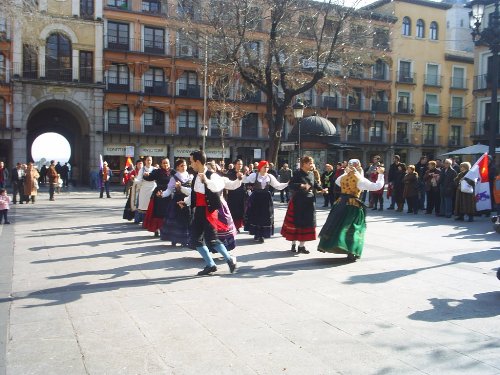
[470,0,500,159]
[200,125,208,151]
[292,99,305,161]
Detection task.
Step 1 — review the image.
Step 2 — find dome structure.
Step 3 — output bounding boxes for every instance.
[289,115,337,138]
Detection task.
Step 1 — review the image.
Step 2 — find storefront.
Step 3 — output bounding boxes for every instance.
[173,147,231,164]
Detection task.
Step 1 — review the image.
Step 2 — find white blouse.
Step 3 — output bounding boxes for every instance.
[242,173,288,191]
[336,172,384,192]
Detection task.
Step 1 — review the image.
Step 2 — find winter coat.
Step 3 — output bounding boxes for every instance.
[454,171,475,216]
[403,172,418,198]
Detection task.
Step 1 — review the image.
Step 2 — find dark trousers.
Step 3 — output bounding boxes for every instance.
[49,183,56,199]
[100,182,110,197]
[0,209,8,223]
[280,187,290,203]
[406,195,419,213]
[12,181,23,203]
[372,195,383,208]
[190,206,221,248]
[426,189,440,214]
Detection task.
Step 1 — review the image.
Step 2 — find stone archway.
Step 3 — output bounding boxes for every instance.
[26,100,90,185]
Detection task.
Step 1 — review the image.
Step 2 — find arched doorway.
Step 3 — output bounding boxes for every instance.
[26,100,90,185]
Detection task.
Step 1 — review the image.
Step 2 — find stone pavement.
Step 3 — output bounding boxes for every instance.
[0,187,499,375]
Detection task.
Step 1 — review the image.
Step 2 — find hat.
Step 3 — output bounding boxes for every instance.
[257,160,269,172]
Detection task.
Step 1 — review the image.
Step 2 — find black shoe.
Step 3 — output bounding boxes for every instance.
[154,231,159,237]
[387,206,394,210]
[197,265,217,276]
[5,221,10,224]
[378,207,383,211]
[291,244,297,252]
[467,216,474,222]
[258,237,264,243]
[347,253,358,262]
[227,256,237,273]
[171,242,177,246]
[455,216,464,221]
[298,246,310,254]
[107,195,111,198]
[372,207,378,210]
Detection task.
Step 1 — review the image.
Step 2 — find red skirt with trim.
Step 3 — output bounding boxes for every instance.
[143,199,164,232]
[280,199,317,241]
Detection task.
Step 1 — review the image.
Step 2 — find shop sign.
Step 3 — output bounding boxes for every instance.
[104,145,127,156]
[174,147,230,159]
[253,148,262,159]
[138,146,167,157]
[125,146,135,157]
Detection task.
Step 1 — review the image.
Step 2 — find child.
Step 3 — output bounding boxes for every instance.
[0,188,11,224]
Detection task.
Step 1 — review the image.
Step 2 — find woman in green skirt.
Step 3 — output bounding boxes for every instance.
[318,159,385,262]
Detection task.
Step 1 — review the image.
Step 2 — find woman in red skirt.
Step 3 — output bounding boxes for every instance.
[281,156,328,254]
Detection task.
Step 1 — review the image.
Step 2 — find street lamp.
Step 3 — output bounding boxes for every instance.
[200,125,208,151]
[469,0,500,159]
[292,99,305,161]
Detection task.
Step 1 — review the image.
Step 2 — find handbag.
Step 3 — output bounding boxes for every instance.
[460,179,473,194]
[33,179,39,190]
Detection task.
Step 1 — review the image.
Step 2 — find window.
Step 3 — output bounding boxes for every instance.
[0,97,5,127]
[79,51,93,83]
[247,7,262,31]
[416,19,425,38]
[423,123,436,144]
[177,0,200,20]
[373,59,387,80]
[299,16,316,38]
[0,17,7,39]
[144,27,165,54]
[80,0,94,18]
[107,0,128,9]
[142,0,162,14]
[425,94,439,115]
[23,45,38,79]
[178,110,198,135]
[108,64,129,91]
[46,33,72,81]
[487,56,500,86]
[348,88,362,110]
[369,121,383,142]
[0,54,5,82]
[402,17,411,36]
[108,106,129,126]
[396,122,408,143]
[451,66,465,88]
[347,119,361,141]
[398,61,413,83]
[242,41,261,65]
[373,28,389,49]
[177,71,199,97]
[177,31,198,57]
[144,108,165,130]
[241,113,258,138]
[425,64,440,86]
[397,92,412,113]
[210,112,230,136]
[372,90,388,112]
[430,21,438,40]
[144,67,167,95]
[451,96,464,118]
[450,125,461,146]
[350,25,365,47]
[107,22,129,51]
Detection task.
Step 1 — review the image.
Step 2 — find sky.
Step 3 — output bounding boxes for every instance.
[31,132,71,163]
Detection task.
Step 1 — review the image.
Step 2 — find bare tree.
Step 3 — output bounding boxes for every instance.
[179,0,387,164]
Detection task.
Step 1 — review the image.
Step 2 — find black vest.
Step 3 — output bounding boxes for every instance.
[190,170,222,212]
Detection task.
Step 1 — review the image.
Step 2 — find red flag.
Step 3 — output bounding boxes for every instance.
[125,157,133,168]
[478,153,489,183]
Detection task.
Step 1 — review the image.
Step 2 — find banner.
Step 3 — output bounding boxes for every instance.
[464,153,491,211]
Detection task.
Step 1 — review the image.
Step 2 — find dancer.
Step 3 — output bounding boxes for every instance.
[134,156,156,224]
[318,159,384,262]
[281,156,327,254]
[160,158,193,246]
[225,159,246,232]
[243,160,288,243]
[188,150,237,276]
[143,157,173,237]
[123,159,143,221]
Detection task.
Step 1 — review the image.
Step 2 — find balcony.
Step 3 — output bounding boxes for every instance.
[421,135,441,146]
[178,127,199,136]
[177,83,201,98]
[105,36,170,55]
[450,77,467,90]
[106,77,130,92]
[242,91,261,103]
[143,124,165,134]
[395,102,415,114]
[13,62,103,84]
[396,71,416,84]
[424,74,442,87]
[449,107,466,119]
[347,98,364,111]
[371,100,389,112]
[395,135,410,144]
[448,137,463,147]
[321,96,340,109]
[423,104,441,116]
[141,0,168,15]
[144,80,169,96]
[473,74,500,90]
[107,122,132,134]
[369,135,384,143]
[470,122,487,137]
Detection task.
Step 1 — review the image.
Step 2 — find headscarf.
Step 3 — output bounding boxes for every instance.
[257,160,269,172]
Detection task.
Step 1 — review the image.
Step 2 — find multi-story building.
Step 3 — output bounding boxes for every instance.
[364,0,475,164]
[468,0,500,154]
[0,14,13,163]
[6,0,104,183]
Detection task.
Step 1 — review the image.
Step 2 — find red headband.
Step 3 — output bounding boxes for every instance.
[257,160,268,172]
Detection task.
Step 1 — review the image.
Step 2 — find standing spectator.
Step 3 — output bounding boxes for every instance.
[39,163,47,184]
[415,156,428,210]
[278,163,292,203]
[454,162,475,222]
[10,162,25,204]
[403,165,419,214]
[23,162,40,204]
[99,161,112,198]
[225,159,246,232]
[55,161,62,176]
[451,157,461,173]
[0,161,8,188]
[364,155,381,207]
[320,164,335,207]
[61,163,70,187]
[370,162,384,210]
[393,163,406,212]
[439,158,457,218]
[424,161,441,215]
[387,155,401,209]
[0,188,11,224]
[47,160,59,201]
